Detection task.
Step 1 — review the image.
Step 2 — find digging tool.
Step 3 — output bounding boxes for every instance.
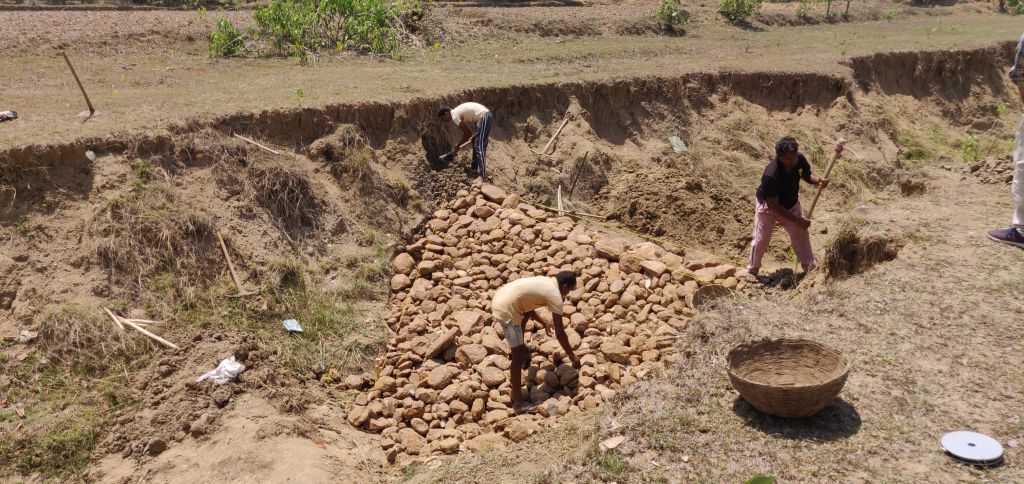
[61,52,96,120]
[532,115,571,156]
[439,135,476,163]
[233,133,282,155]
[216,230,258,298]
[806,139,845,220]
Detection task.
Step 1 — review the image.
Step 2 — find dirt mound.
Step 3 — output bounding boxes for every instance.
[824,226,903,279]
[346,183,750,462]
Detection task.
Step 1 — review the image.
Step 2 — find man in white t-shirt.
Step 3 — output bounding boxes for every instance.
[437,102,493,180]
[490,271,581,411]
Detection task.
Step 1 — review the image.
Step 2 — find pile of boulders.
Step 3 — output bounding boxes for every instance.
[346,183,747,462]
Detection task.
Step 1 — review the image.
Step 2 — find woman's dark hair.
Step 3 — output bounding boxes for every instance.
[436,106,452,119]
[775,136,799,160]
[555,271,577,288]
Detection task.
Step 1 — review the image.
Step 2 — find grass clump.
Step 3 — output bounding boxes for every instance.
[210,18,245,58]
[654,0,690,34]
[719,0,762,24]
[0,307,146,480]
[245,161,325,234]
[94,180,218,293]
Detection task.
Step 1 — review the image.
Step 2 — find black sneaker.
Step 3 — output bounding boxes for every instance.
[987,227,1024,248]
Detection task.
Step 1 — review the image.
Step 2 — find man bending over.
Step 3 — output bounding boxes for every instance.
[490,271,581,412]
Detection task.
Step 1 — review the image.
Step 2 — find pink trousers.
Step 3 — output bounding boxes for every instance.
[748,200,816,273]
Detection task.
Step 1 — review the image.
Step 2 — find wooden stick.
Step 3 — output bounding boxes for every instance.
[539,116,571,156]
[61,52,95,117]
[536,203,607,220]
[122,319,180,350]
[557,185,563,216]
[806,140,845,220]
[216,230,244,291]
[103,307,125,334]
[124,318,159,324]
[568,151,588,198]
[233,134,281,155]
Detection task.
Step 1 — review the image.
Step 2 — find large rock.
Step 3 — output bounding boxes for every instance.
[480,184,507,203]
[456,344,487,366]
[505,419,541,442]
[464,433,507,452]
[600,341,631,364]
[423,329,457,360]
[630,242,665,260]
[619,254,643,274]
[398,428,427,454]
[640,260,667,278]
[595,238,625,261]
[471,205,496,219]
[392,253,415,275]
[452,310,483,335]
[390,274,411,291]
[347,405,370,427]
[481,366,506,387]
[427,365,457,389]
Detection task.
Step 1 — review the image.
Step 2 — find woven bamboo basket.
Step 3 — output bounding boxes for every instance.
[727,338,849,418]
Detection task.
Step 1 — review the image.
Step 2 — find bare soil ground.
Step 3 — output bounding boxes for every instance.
[2,1,1024,482]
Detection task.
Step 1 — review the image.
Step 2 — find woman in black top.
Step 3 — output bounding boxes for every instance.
[747,136,840,280]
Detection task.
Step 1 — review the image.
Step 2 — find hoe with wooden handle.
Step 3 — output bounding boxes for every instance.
[806,140,845,220]
[61,51,96,120]
[216,230,257,298]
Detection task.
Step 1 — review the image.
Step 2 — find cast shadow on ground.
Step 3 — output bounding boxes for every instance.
[759,267,805,290]
[732,396,861,442]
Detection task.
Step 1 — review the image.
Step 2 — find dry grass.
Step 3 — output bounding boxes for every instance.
[93,179,218,293]
[1,306,145,480]
[37,306,154,374]
[309,124,381,194]
[245,160,325,234]
[823,224,902,279]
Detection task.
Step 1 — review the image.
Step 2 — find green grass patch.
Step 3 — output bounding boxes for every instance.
[0,307,145,480]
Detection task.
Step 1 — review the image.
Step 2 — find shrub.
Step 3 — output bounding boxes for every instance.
[719,0,762,24]
[654,0,691,33]
[209,18,244,58]
[795,0,812,18]
[250,0,428,61]
[881,8,898,21]
[960,134,981,163]
[1009,0,1024,14]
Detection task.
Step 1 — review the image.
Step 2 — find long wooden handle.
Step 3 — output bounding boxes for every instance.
[541,117,570,155]
[216,230,244,291]
[806,146,843,220]
[61,52,94,115]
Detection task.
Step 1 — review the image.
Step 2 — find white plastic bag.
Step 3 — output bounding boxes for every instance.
[196,356,245,385]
